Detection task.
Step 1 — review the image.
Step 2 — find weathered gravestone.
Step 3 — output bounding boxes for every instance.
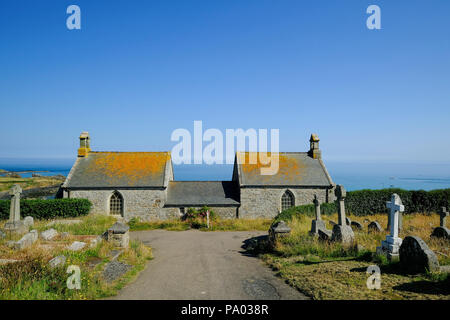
[269,220,291,248]
[331,185,354,245]
[368,221,382,233]
[67,241,86,251]
[310,195,328,236]
[376,194,404,261]
[350,220,363,230]
[3,185,28,236]
[10,230,38,250]
[23,216,34,228]
[399,236,440,273]
[430,207,450,240]
[345,217,351,226]
[103,222,130,248]
[40,228,58,241]
[48,255,67,269]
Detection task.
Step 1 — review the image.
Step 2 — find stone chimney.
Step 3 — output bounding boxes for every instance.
[78,132,91,157]
[308,133,321,159]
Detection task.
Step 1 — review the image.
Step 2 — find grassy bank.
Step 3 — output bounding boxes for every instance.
[0,215,152,300]
[0,176,65,192]
[253,213,450,300]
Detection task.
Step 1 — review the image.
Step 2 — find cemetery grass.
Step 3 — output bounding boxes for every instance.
[128,217,272,232]
[0,176,65,192]
[0,216,152,300]
[258,213,450,300]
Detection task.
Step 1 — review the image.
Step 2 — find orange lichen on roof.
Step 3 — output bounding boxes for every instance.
[86,152,169,185]
[238,152,305,181]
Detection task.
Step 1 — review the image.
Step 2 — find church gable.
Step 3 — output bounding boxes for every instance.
[235,135,334,187]
[64,151,172,188]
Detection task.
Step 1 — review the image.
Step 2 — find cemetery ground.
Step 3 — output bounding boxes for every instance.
[254,212,450,300]
[0,214,152,300]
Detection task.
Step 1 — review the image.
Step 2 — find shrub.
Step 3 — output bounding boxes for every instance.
[345,188,450,216]
[275,188,450,219]
[275,202,336,222]
[183,206,216,229]
[0,198,91,220]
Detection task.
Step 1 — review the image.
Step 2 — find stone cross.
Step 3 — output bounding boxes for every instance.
[313,195,321,221]
[386,193,404,239]
[9,184,22,222]
[335,185,346,226]
[439,207,448,227]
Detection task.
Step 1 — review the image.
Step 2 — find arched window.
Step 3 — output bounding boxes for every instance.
[109,191,123,216]
[281,190,294,211]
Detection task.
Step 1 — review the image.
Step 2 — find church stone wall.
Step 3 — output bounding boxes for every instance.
[185,207,237,219]
[68,189,180,221]
[239,187,334,219]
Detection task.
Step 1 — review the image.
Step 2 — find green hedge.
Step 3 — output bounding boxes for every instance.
[0,199,92,220]
[275,202,336,222]
[345,188,450,216]
[275,188,450,220]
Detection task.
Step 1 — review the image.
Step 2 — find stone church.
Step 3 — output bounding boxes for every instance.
[60,132,335,220]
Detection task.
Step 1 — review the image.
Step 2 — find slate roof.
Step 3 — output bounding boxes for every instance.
[235,152,334,187]
[63,152,171,188]
[165,181,240,206]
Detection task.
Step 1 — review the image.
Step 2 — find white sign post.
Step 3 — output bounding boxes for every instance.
[206,210,210,229]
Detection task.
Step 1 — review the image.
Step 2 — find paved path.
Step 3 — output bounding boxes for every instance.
[111,230,308,300]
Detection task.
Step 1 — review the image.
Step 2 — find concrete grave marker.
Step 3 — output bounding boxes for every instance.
[269,220,291,248]
[377,194,404,261]
[430,207,450,239]
[3,184,27,235]
[368,221,382,233]
[331,185,355,245]
[399,236,440,273]
[104,222,130,248]
[310,195,327,235]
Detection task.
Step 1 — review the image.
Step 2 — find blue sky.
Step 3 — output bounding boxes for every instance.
[0,0,449,164]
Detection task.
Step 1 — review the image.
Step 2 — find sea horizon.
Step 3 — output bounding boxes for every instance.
[1,157,450,191]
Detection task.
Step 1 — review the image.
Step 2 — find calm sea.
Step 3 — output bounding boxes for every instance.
[1,158,450,191]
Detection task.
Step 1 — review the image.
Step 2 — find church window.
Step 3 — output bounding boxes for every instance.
[110,191,123,216]
[281,190,294,211]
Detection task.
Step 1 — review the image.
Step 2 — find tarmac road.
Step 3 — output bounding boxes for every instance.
[110,229,308,300]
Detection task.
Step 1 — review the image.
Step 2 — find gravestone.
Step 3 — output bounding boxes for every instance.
[376,194,404,261]
[345,217,351,226]
[350,220,363,230]
[310,195,327,235]
[3,185,28,236]
[318,228,332,241]
[68,241,86,251]
[40,228,58,241]
[104,222,130,248]
[331,185,355,245]
[368,221,382,233]
[399,236,440,273]
[430,207,450,239]
[387,207,403,232]
[11,230,38,250]
[49,255,67,269]
[23,216,34,228]
[269,220,291,248]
